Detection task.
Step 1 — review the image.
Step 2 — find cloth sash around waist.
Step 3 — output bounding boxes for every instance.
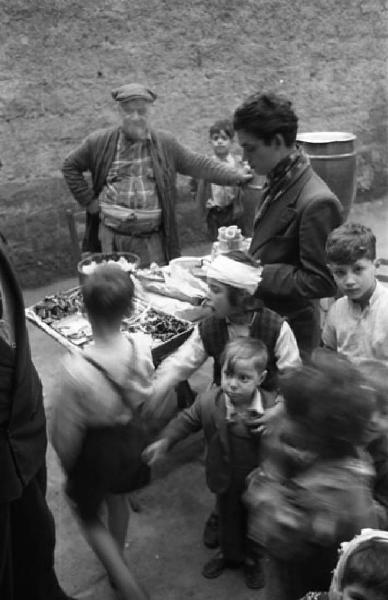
[100,202,162,235]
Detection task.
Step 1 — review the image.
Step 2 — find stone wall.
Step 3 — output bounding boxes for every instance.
[1,0,387,285]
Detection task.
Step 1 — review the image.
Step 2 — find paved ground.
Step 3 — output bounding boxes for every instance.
[24,200,388,600]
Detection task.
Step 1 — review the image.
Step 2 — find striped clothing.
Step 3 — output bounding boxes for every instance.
[100,131,160,211]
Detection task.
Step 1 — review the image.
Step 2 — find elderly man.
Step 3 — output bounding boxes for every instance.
[233,92,343,357]
[63,83,252,265]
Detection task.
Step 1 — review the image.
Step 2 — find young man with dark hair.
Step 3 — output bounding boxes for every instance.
[233,92,343,358]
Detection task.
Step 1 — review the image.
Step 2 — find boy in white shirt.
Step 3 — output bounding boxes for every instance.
[322,222,388,364]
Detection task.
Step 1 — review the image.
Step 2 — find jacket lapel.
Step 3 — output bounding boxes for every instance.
[214,390,230,458]
[250,166,313,255]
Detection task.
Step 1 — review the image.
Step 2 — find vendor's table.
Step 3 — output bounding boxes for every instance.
[25,281,209,367]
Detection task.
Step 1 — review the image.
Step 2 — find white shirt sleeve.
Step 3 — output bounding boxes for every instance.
[152,325,208,393]
[275,321,302,372]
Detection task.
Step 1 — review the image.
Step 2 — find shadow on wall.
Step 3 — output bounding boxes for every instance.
[0,178,209,288]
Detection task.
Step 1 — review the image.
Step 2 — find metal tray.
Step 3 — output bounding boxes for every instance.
[26,287,193,360]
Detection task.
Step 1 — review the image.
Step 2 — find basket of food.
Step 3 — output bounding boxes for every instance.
[77,252,140,283]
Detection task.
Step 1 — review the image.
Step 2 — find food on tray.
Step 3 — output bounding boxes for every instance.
[33,289,84,324]
[81,255,138,275]
[136,262,166,282]
[52,314,92,345]
[123,308,191,344]
[31,288,145,327]
[28,288,192,350]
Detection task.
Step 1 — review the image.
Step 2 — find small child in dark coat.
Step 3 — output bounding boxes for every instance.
[143,337,278,590]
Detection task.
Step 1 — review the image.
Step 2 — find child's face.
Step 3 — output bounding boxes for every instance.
[364,401,388,443]
[343,583,382,600]
[206,278,245,318]
[221,357,265,406]
[328,258,377,303]
[210,131,232,158]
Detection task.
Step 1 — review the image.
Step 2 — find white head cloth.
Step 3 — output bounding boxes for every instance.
[329,528,388,599]
[206,255,262,295]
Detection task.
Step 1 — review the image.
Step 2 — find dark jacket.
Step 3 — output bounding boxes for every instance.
[0,241,46,502]
[198,308,283,391]
[368,434,388,529]
[63,127,243,260]
[249,164,343,354]
[162,387,277,494]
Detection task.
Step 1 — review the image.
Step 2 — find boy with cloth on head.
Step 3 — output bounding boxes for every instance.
[144,337,275,589]
[149,250,301,548]
[150,250,300,421]
[322,223,388,364]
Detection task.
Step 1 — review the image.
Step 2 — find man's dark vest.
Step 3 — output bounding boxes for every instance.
[198,308,283,391]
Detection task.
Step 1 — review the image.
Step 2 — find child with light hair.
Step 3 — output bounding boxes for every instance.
[144,337,275,589]
[50,263,154,600]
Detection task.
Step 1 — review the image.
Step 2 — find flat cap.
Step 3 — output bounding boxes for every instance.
[111,83,157,103]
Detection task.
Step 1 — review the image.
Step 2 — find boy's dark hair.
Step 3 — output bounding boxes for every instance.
[279,349,374,458]
[233,92,298,147]
[326,222,377,264]
[221,336,268,374]
[209,118,234,140]
[223,251,261,307]
[82,263,134,323]
[342,540,388,598]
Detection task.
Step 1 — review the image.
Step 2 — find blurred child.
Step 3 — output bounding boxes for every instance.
[50,264,154,600]
[144,337,276,589]
[244,350,378,600]
[151,250,301,549]
[299,528,388,600]
[194,118,244,240]
[359,359,388,530]
[322,222,388,363]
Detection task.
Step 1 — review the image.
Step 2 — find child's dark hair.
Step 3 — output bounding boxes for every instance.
[341,540,388,599]
[82,264,134,324]
[209,118,234,140]
[359,359,388,413]
[221,337,268,375]
[222,251,261,307]
[233,92,298,147]
[326,222,376,264]
[279,349,374,458]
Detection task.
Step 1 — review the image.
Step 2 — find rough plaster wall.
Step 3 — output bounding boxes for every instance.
[1,0,387,190]
[0,0,387,285]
